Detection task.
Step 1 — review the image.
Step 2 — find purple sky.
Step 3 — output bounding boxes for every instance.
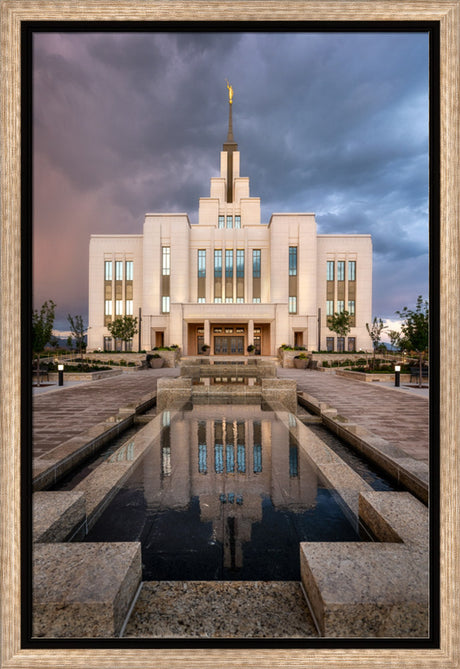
[33,31,429,336]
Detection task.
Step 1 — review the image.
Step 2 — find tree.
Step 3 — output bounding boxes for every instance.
[396,296,429,387]
[107,316,138,351]
[32,300,56,386]
[366,317,387,369]
[388,329,402,351]
[328,310,352,350]
[67,314,87,357]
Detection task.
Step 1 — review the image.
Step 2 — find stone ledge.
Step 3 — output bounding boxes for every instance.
[33,542,141,638]
[300,491,429,638]
[33,491,86,543]
[297,392,428,504]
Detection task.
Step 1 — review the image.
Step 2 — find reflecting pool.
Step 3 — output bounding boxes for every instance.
[83,403,366,580]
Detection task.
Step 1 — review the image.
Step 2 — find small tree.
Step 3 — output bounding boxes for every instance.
[67,314,87,357]
[107,316,138,351]
[32,300,56,386]
[366,317,387,369]
[388,329,402,351]
[328,310,352,350]
[396,296,429,387]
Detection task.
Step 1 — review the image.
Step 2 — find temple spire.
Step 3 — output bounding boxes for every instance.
[223,81,238,202]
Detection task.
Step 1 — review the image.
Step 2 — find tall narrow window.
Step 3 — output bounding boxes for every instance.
[253,421,262,474]
[198,250,206,277]
[327,261,334,281]
[289,247,297,275]
[197,249,206,303]
[235,215,241,228]
[116,300,123,316]
[214,249,222,302]
[161,246,170,313]
[225,250,233,276]
[289,296,297,314]
[253,249,261,303]
[348,300,355,315]
[225,249,233,302]
[226,215,233,229]
[348,261,356,281]
[253,250,261,278]
[218,215,225,229]
[326,300,334,316]
[289,246,298,313]
[236,249,244,303]
[162,247,170,275]
[337,261,345,281]
[105,300,112,316]
[337,300,345,313]
[125,261,133,281]
[104,261,112,280]
[126,300,133,315]
[115,261,123,281]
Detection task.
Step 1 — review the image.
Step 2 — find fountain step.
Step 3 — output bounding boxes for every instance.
[122,580,318,638]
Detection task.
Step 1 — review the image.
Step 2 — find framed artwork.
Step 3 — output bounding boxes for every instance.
[1,1,459,668]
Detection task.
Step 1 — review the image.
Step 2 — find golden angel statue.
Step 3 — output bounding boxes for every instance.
[225,79,233,104]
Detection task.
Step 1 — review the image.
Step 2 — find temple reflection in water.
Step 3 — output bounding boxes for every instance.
[142,405,318,573]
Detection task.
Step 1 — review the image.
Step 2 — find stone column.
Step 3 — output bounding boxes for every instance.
[248,319,254,351]
[204,319,211,349]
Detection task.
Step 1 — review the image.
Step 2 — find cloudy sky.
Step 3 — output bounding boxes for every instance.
[33,30,429,337]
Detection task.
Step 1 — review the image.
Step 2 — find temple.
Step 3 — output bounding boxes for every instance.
[88,88,372,354]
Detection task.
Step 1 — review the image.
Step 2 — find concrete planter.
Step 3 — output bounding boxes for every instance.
[149,357,164,369]
[335,369,412,383]
[293,358,308,369]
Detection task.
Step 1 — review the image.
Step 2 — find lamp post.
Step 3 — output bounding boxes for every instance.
[394,365,400,388]
[58,364,64,386]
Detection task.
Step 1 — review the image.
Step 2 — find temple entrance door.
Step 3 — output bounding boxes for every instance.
[214,336,244,354]
[155,331,164,348]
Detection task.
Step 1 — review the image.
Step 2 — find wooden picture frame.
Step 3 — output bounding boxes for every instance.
[1,1,459,667]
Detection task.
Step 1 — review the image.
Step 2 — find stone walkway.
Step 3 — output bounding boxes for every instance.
[278,368,429,463]
[32,368,178,460]
[32,365,429,464]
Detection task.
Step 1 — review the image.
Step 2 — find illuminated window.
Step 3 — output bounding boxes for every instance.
[125,261,133,281]
[104,300,112,316]
[348,261,356,281]
[126,300,133,315]
[162,296,170,313]
[337,300,345,313]
[198,297,206,303]
[289,247,297,276]
[115,261,123,280]
[337,261,345,281]
[218,215,225,228]
[235,215,241,228]
[226,215,233,229]
[198,250,206,277]
[289,296,297,314]
[162,247,170,275]
[327,261,334,281]
[116,300,123,315]
[327,300,334,316]
[104,261,112,280]
[253,298,261,304]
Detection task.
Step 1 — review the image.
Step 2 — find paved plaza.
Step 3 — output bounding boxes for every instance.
[32,365,429,465]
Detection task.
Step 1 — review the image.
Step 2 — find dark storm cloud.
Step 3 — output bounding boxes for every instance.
[33,31,429,331]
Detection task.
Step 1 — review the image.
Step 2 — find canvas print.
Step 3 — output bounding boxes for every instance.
[31,30,431,640]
